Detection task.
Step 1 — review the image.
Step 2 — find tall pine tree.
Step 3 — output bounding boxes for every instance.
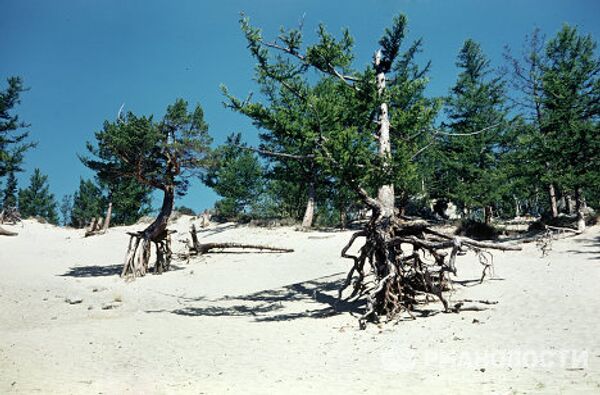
[434,39,511,224]
[540,25,600,230]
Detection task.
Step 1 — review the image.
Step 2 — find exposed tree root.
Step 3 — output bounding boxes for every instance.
[339,215,520,329]
[121,229,175,278]
[0,208,21,225]
[187,224,294,256]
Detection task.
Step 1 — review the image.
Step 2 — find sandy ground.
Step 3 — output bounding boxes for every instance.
[0,217,599,394]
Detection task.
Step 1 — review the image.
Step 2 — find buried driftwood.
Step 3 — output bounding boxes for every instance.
[187,224,293,256]
[0,225,18,236]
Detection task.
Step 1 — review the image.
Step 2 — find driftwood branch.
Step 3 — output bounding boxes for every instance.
[188,224,293,256]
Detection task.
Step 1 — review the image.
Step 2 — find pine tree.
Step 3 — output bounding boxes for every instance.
[82,99,212,275]
[505,29,560,218]
[60,194,72,227]
[101,177,152,225]
[18,168,58,224]
[434,39,511,224]
[540,25,600,231]
[0,77,36,178]
[70,178,105,228]
[226,14,520,328]
[2,169,18,209]
[203,133,263,219]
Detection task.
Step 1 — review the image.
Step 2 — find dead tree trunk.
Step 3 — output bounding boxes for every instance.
[301,176,316,229]
[575,187,586,232]
[102,201,112,233]
[548,183,559,219]
[84,201,113,237]
[122,186,175,277]
[484,206,493,225]
[374,49,395,219]
[188,224,293,255]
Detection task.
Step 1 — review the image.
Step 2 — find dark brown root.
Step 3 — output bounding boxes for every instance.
[187,224,294,256]
[339,215,520,329]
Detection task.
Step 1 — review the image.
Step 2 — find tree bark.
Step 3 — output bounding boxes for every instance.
[575,187,586,232]
[484,206,493,225]
[102,201,112,233]
[144,186,174,241]
[374,49,395,218]
[339,206,347,229]
[548,183,558,218]
[565,193,574,215]
[301,177,316,229]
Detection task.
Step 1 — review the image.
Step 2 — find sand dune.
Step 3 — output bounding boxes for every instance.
[1,217,599,394]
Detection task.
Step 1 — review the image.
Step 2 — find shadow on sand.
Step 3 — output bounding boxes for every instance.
[566,235,600,260]
[60,263,184,277]
[148,272,365,322]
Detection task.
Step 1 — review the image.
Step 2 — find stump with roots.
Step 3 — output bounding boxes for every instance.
[122,228,175,278]
[339,215,520,329]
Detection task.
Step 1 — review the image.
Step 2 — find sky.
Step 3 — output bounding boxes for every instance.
[1,0,599,213]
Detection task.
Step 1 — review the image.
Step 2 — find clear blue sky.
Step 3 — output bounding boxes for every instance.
[1,0,599,213]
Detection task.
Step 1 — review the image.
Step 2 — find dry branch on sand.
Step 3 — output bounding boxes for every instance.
[187,224,293,256]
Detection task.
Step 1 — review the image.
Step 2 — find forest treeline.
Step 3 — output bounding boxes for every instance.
[1,19,598,232]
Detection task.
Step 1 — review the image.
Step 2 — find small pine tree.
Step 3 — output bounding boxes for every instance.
[0,77,36,178]
[60,194,72,227]
[71,178,104,228]
[2,169,18,209]
[18,168,58,223]
[204,133,263,219]
[102,177,152,225]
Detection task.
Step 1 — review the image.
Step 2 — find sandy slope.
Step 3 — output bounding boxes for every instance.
[0,217,599,394]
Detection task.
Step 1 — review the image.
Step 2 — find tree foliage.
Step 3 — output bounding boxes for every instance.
[431,39,513,221]
[2,169,18,209]
[203,133,263,219]
[70,178,105,228]
[18,168,58,223]
[0,77,36,178]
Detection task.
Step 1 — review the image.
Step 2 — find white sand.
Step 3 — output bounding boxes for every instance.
[1,217,599,394]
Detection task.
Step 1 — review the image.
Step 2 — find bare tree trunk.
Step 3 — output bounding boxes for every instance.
[301,177,316,229]
[575,187,586,232]
[339,206,347,229]
[374,49,395,218]
[565,194,574,215]
[484,206,493,225]
[548,183,558,218]
[102,201,112,233]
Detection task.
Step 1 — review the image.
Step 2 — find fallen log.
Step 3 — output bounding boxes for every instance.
[188,224,293,256]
